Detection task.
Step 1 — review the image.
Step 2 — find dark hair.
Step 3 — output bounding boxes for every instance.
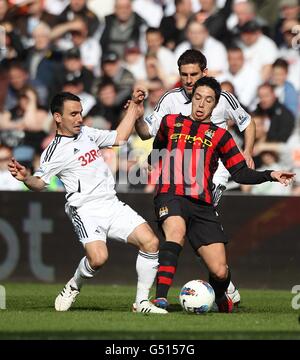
[258,82,275,92]
[177,49,207,71]
[272,58,289,71]
[146,27,162,36]
[97,78,117,93]
[50,92,81,115]
[192,77,221,103]
[227,45,243,53]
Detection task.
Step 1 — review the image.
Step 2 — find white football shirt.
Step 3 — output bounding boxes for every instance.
[34,126,117,206]
[144,87,251,137]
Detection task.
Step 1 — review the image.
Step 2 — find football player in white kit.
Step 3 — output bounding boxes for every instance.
[8,90,167,314]
[135,50,256,307]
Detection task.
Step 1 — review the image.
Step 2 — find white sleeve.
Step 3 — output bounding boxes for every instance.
[34,157,62,185]
[144,94,173,137]
[85,127,117,148]
[222,91,251,132]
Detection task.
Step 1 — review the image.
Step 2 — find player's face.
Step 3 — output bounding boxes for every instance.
[191,85,216,122]
[179,64,207,95]
[56,100,83,136]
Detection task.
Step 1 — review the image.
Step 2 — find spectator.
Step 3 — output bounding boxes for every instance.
[237,19,278,82]
[159,0,192,50]
[145,27,178,86]
[0,144,24,190]
[5,60,48,110]
[100,0,146,59]
[123,42,147,81]
[25,22,62,91]
[86,79,122,130]
[13,0,57,48]
[97,51,135,108]
[133,0,164,27]
[62,78,96,117]
[227,0,270,44]
[271,58,299,119]
[278,19,300,92]
[55,0,100,38]
[222,45,260,109]
[256,83,295,142]
[192,0,234,44]
[274,0,300,47]
[241,150,292,195]
[175,20,228,79]
[68,17,101,75]
[53,47,94,95]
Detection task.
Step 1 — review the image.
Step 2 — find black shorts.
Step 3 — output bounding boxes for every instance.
[154,194,228,251]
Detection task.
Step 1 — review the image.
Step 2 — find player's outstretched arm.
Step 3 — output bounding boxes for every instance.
[114,88,146,145]
[8,158,46,191]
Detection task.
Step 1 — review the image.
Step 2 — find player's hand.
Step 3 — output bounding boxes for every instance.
[132,87,147,104]
[271,171,296,186]
[243,150,255,169]
[7,158,28,182]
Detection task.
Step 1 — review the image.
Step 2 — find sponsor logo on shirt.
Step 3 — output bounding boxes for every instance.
[145,114,153,125]
[170,133,212,146]
[238,115,248,125]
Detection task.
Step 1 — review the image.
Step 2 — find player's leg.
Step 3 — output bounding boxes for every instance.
[55,240,109,311]
[153,216,185,307]
[152,195,188,308]
[187,202,233,312]
[212,164,241,306]
[55,204,110,311]
[127,222,167,314]
[197,243,233,313]
[108,200,167,314]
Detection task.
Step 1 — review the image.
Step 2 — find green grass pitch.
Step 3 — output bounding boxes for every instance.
[0,283,299,340]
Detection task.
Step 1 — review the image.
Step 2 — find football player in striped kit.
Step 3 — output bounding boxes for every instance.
[149,77,294,311]
[135,49,256,308]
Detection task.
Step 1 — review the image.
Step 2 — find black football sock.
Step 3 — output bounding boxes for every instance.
[209,268,231,300]
[156,241,183,299]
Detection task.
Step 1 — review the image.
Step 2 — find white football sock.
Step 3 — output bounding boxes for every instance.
[71,257,97,290]
[135,250,159,304]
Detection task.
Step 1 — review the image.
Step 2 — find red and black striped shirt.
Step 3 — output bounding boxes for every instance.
[149,114,272,204]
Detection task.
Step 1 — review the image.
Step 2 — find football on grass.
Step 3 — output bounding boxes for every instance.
[179,280,215,314]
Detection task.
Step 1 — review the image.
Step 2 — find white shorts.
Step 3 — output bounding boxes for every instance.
[212,160,230,187]
[65,197,146,245]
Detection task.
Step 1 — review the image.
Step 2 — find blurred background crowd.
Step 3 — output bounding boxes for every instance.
[0,0,299,195]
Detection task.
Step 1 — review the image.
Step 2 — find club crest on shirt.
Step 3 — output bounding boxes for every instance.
[204,129,215,139]
[159,206,168,217]
[238,114,248,125]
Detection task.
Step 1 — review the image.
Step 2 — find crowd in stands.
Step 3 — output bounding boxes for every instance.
[0,0,299,195]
